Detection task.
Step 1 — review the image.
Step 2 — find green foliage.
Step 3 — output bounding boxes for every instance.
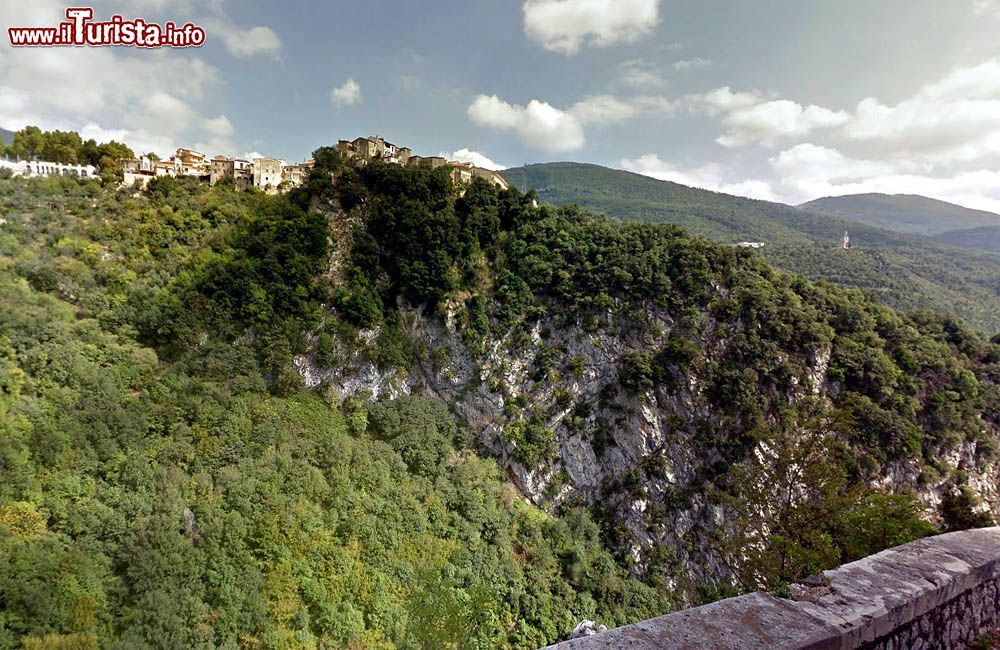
[505,162,1000,334]
[618,351,655,395]
[934,225,1000,253]
[0,175,657,648]
[369,318,414,371]
[503,417,557,467]
[138,185,328,371]
[4,126,133,180]
[712,403,934,591]
[2,148,999,647]
[341,161,462,312]
[833,493,936,561]
[940,482,995,532]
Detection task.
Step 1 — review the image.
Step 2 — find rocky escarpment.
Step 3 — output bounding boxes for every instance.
[295,295,1000,598]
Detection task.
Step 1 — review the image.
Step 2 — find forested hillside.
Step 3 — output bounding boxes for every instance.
[500,163,1000,334]
[801,193,1000,237]
[934,225,1000,253]
[1,156,999,649]
[0,175,659,649]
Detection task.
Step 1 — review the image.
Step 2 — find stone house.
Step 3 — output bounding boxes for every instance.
[282,160,314,188]
[253,157,283,193]
[407,155,448,169]
[210,156,252,189]
[171,148,209,177]
[338,136,411,165]
[449,161,475,185]
[471,167,509,190]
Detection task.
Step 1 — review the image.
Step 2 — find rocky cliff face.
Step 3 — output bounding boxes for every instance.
[295,293,1000,597]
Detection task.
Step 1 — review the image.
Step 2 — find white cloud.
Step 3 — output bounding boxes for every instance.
[770,143,898,182]
[467,92,673,152]
[687,87,849,147]
[140,92,197,132]
[621,153,778,201]
[79,123,128,143]
[523,0,661,55]
[719,101,849,148]
[973,0,999,15]
[331,78,362,107]
[570,95,641,125]
[441,148,506,170]
[202,18,282,59]
[468,94,585,152]
[689,86,760,114]
[767,143,1000,212]
[844,58,1000,164]
[104,1,282,59]
[0,0,239,157]
[195,115,238,155]
[619,59,664,88]
[673,57,712,71]
[205,115,235,138]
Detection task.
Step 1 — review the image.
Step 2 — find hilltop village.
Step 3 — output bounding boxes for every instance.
[118,135,509,193]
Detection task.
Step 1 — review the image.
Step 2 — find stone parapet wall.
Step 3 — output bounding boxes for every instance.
[543,527,1000,650]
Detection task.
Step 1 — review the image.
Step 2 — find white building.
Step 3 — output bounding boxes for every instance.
[1,157,97,179]
[253,157,283,193]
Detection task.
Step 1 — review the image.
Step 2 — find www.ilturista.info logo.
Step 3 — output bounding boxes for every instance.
[8,7,206,48]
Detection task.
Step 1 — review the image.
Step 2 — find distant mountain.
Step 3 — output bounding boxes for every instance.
[502,162,855,244]
[0,127,13,145]
[934,226,1000,253]
[500,162,1000,334]
[800,193,1000,237]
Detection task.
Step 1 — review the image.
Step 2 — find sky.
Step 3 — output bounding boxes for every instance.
[4,0,1000,211]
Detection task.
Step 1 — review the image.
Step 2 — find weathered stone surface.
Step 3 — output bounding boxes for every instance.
[543,528,1000,650]
[542,592,843,650]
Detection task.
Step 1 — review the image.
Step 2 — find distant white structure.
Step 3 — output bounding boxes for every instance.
[252,157,284,193]
[0,156,97,179]
[736,241,765,249]
[842,231,851,249]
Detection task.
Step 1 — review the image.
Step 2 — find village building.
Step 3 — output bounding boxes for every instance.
[210,156,253,189]
[0,156,98,179]
[407,155,448,169]
[172,148,209,177]
[253,157,284,193]
[335,135,509,189]
[471,166,509,190]
[122,156,156,187]
[449,161,475,185]
[122,148,212,187]
[114,134,506,194]
[337,136,411,165]
[123,153,180,187]
[282,160,314,188]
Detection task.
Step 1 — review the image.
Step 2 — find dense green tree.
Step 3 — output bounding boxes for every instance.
[0,149,996,649]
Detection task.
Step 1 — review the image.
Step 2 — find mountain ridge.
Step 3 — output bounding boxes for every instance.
[499,162,1000,334]
[799,192,1000,237]
[934,225,1000,253]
